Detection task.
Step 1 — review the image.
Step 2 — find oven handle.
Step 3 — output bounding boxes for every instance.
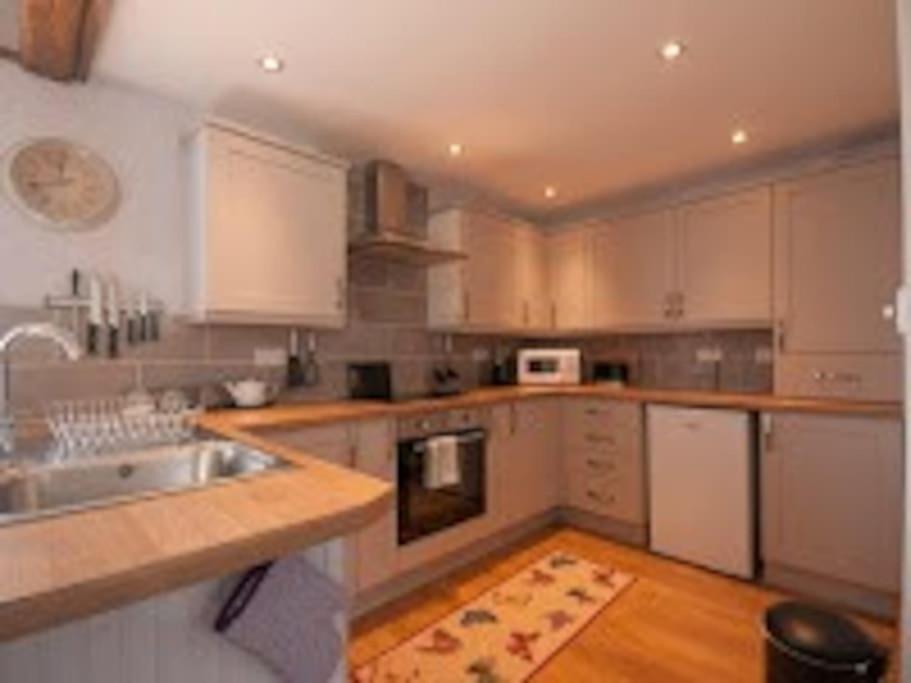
[410,430,486,453]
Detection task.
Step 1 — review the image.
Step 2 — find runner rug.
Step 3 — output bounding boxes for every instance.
[351,552,635,683]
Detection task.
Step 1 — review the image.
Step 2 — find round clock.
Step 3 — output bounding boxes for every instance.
[2,138,120,232]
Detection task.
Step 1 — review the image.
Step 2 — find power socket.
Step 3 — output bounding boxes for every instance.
[695,347,723,363]
[253,347,287,367]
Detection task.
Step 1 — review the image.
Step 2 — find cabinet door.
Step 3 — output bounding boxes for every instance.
[676,187,772,325]
[773,159,901,400]
[547,227,593,330]
[592,210,676,328]
[202,128,347,325]
[513,225,548,330]
[352,420,397,593]
[428,209,467,328]
[463,213,516,330]
[761,413,903,592]
[512,401,561,520]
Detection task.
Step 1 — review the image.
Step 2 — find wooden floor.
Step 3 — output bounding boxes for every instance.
[350,525,898,682]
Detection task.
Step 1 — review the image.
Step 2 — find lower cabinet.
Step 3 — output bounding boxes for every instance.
[761,412,903,593]
[490,400,561,530]
[262,419,398,596]
[561,399,646,526]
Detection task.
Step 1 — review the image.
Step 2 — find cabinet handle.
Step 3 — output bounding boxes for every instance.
[551,302,557,329]
[587,490,615,505]
[523,300,530,326]
[509,404,517,435]
[335,278,346,311]
[776,320,786,353]
[463,292,471,322]
[586,458,616,471]
[586,433,616,445]
[663,292,674,319]
[812,370,861,384]
[676,291,685,319]
[761,414,774,451]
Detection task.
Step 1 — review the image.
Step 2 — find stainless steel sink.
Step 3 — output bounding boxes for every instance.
[0,440,288,525]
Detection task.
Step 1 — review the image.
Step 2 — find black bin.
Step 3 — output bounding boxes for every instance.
[763,601,888,682]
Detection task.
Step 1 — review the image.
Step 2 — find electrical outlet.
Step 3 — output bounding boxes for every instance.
[254,347,287,367]
[472,348,491,362]
[754,346,774,365]
[695,347,723,363]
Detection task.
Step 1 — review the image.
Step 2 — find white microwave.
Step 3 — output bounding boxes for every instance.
[517,348,583,385]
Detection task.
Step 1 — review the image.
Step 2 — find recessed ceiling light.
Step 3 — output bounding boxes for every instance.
[448,143,464,157]
[258,55,284,73]
[544,186,558,199]
[659,40,686,62]
[731,128,749,145]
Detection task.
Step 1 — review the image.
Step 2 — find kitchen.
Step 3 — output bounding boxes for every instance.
[0,2,908,682]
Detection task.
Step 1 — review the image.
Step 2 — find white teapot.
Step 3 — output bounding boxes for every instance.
[223,379,273,408]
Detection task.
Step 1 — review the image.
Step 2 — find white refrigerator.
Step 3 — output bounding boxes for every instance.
[647,405,756,579]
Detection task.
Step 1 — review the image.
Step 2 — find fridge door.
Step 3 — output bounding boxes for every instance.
[647,405,755,578]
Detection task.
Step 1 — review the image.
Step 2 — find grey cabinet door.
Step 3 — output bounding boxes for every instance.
[761,412,903,592]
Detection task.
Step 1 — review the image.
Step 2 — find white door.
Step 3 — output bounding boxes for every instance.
[592,210,676,328]
[204,128,347,324]
[647,405,754,578]
[676,187,772,326]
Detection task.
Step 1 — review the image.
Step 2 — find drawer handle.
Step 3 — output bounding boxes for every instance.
[586,458,616,471]
[586,434,616,445]
[812,370,862,384]
[587,490,615,505]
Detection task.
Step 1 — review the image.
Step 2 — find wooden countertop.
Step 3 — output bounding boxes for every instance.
[0,384,897,642]
[200,386,902,434]
[0,429,392,642]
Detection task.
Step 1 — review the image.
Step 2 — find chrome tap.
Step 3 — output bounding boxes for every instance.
[0,323,82,456]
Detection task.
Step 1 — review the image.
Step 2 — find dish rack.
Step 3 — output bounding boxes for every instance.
[45,393,200,459]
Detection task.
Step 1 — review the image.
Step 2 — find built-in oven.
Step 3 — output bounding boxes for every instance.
[396,408,487,546]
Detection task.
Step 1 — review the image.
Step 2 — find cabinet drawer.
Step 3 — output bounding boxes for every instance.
[774,353,901,402]
[567,473,643,523]
[565,399,641,435]
[566,425,640,454]
[565,447,636,479]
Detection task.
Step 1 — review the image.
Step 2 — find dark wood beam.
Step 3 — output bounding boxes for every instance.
[18,0,110,82]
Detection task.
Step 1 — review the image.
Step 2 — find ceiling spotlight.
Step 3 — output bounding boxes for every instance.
[544,186,558,199]
[731,128,749,145]
[448,143,464,157]
[258,55,284,73]
[659,40,686,62]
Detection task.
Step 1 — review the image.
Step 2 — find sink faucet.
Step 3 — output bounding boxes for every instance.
[0,323,82,456]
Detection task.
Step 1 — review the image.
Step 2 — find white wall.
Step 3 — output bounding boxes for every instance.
[0,62,196,310]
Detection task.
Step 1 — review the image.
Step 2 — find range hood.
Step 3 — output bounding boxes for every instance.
[348,160,466,266]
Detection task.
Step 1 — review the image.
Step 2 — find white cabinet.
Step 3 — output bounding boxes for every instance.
[351,420,398,594]
[676,187,772,326]
[761,412,903,593]
[591,187,773,331]
[428,208,546,332]
[773,158,901,401]
[562,399,646,526]
[546,226,593,331]
[491,400,561,529]
[592,210,676,329]
[189,122,348,326]
[258,419,398,595]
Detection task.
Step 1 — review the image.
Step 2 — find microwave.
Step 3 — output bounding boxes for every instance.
[517,348,583,385]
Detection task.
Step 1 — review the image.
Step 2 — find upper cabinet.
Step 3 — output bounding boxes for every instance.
[428,208,546,332]
[592,209,677,329]
[591,188,772,330]
[188,122,349,326]
[676,187,772,326]
[773,158,901,401]
[546,226,594,331]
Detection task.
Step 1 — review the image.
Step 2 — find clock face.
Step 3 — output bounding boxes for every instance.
[3,138,119,231]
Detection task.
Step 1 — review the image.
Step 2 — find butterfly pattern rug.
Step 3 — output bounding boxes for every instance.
[351,552,635,683]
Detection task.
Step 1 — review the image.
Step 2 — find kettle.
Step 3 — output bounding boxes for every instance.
[223,379,273,408]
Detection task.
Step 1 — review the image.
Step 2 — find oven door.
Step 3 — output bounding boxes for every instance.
[397,429,486,546]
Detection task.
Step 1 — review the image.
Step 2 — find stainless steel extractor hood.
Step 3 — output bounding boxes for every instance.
[348,160,466,266]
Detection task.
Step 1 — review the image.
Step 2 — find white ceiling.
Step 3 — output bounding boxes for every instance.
[94,1,898,217]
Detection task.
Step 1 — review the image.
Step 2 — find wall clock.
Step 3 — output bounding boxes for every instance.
[2,137,120,232]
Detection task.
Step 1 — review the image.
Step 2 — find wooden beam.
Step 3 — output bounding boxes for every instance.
[18,0,110,82]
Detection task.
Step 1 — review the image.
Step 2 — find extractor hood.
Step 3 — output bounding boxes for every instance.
[348,160,466,266]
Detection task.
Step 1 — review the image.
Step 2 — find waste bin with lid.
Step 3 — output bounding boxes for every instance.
[762,601,888,682]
